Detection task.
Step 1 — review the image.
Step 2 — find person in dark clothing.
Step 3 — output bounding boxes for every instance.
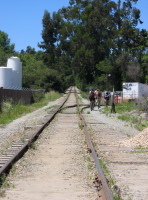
[89,88,95,110]
[104,90,111,106]
[96,89,102,108]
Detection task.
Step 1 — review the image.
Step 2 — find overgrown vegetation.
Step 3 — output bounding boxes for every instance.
[0,101,31,125]
[114,101,138,113]
[118,114,148,131]
[135,97,148,113]
[101,99,148,131]
[0,91,62,125]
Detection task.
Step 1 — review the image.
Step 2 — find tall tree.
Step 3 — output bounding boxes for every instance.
[38,10,57,66]
[38,0,147,91]
[26,46,36,54]
[112,0,146,88]
[0,30,15,53]
[0,30,15,66]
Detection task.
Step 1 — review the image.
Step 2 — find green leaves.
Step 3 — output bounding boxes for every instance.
[0,31,15,53]
[37,0,148,91]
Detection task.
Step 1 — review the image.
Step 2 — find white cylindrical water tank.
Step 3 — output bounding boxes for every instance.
[0,67,12,89]
[11,70,18,88]
[18,62,22,88]
[7,57,21,70]
[7,56,22,89]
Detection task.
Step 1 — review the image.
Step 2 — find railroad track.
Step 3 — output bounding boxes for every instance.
[0,87,70,177]
[0,86,114,199]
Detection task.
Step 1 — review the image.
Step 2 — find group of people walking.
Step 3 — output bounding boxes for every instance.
[89,88,111,110]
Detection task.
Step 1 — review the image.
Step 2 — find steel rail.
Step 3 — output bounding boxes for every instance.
[75,90,113,200]
[0,87,72,177]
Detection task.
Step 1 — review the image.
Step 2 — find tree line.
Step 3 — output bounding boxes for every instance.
[0,0,148,92]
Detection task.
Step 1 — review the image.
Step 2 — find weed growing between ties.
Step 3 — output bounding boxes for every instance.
[83,120,123,199]
[131,146,148,154]
[85,156,91,162]
[0,91,62,125]
[78,122,83,130]
[0,166,17,197]
[20,137,25,143]
[29,141,37,150]
[76,107,79,115]
[0,173,10,197]
[0,130,25,155]
[10,164,17,176]
[99,158,122,200]
[87,163,93,170]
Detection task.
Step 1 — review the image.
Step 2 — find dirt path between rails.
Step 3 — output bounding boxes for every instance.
[0,89,148,200]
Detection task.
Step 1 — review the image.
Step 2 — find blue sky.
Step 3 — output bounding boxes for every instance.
[0,0,147,52]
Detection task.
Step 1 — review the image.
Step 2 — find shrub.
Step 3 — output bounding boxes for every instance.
[1,101,12,113]
[32,92,45,103]
[135,97,148,113]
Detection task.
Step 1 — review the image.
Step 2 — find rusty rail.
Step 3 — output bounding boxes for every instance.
[75,90,113,200]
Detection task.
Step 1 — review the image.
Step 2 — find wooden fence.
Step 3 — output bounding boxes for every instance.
[0,88,33,107]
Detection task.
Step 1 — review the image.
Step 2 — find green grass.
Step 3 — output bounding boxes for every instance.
[117,114,148,131]
[101,101,148,131]
[0,173,9,197]
[78,122,83,130]
[0,103,31,124]
[43,91,62,102]
[102,101,140,114]
[114,101,138,114]
[99,159,110,175]
[0,91,63,125]
[101,106,110,114]
[85,156,91,162]
[87,163,93,170]
[0,169,16,197]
